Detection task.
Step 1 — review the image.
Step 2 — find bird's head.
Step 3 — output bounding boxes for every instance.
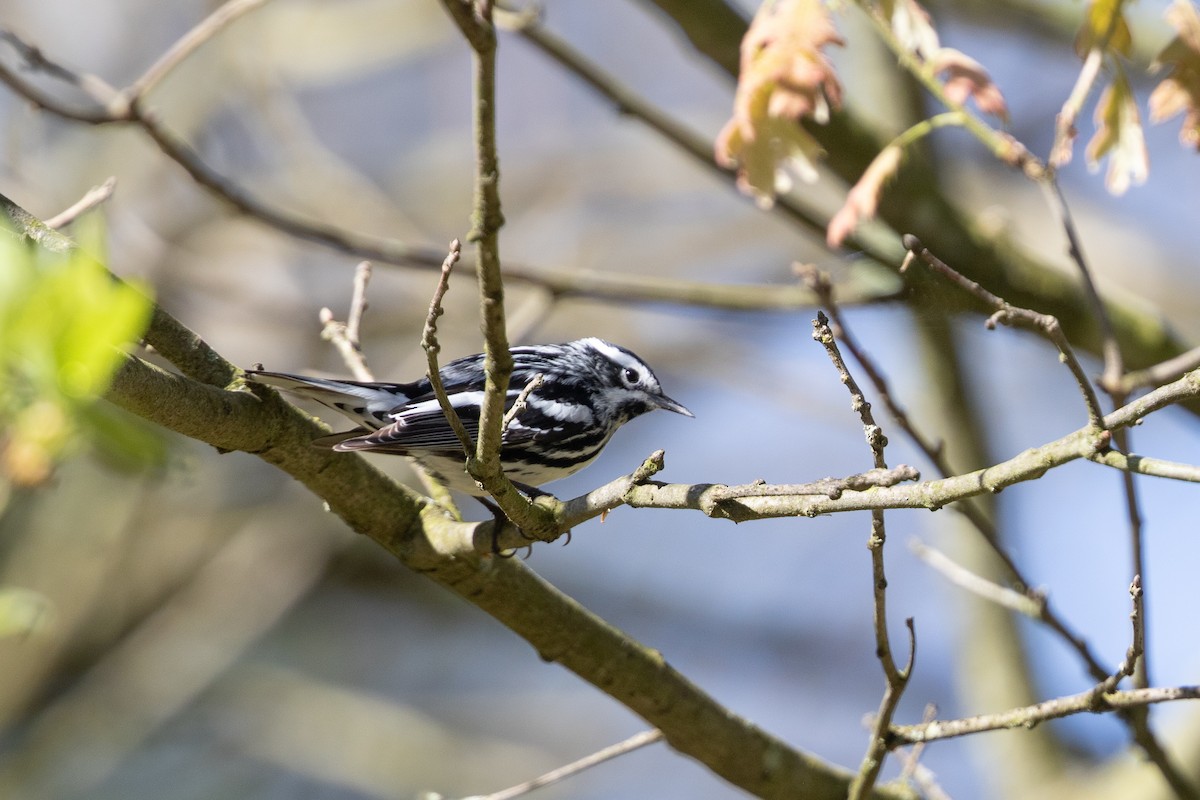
[575,338,693,426]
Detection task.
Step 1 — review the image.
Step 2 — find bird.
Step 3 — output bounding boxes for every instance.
[245,338,692,496]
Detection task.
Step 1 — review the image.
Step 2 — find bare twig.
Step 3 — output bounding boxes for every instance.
[317,258,460,513]
[1096,576,1144,695]
[1038,180,1125,394]
[894,706,949,800]
[1036,177,1162,773]
[43,177,117,228]
[119,0,271,108]
[501,373,544,437]
[903,234,1106,429]
[472,729,664,800]
[891,684,1200,746]
[345,260,371,346]
[1049,47,1107,169]
[811,311,912,800]
[706,466,919,502]
[319,261,373,382]
[421,240,475,458]
[439,0,560,541]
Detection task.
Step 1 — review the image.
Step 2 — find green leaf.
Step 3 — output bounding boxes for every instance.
[0,213,158,488]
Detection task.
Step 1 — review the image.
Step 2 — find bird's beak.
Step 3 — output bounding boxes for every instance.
[654,394,694,417]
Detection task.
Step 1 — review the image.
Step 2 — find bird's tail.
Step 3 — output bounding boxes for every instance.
[245,369,411,431]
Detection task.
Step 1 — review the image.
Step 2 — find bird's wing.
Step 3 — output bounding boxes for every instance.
[332,389,541,454]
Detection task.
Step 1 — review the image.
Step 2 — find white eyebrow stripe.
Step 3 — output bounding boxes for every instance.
[584,338,650,376]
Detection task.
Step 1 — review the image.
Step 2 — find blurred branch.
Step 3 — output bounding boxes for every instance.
[1089,450,1200,483]
[475,729,664,800]
[319,261,373,382]
[909,539,1043,618]
[0,510,340,799]
[119,0,271,105]
[43,177,116,229]
[0,24,888,319]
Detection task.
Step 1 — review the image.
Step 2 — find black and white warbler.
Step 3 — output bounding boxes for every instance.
[246,338,692,494]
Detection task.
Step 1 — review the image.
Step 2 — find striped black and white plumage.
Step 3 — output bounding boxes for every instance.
[245,338,692,494]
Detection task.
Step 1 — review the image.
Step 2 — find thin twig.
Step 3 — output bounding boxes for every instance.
[319,261,373,382]
[473,729,664,800]
[903,234,1106,429]
[0,30,873,314]
[316,258,459,513]
[439,0,559,540]
[345,260,371,346]
[500,373,544,437]
[43,177,117,228]
[1038,180,1125,393]
[706,466,920,502]
[1096,576,1144,695]
[797,264,999,536]
[120,0,271,108]
[1049,47,1106,169]
[811,311,912,800]
[422,240,475,458]
[891,684,1200,746]
[894,705,945,798]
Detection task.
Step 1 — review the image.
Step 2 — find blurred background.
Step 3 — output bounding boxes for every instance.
[2,1,1200,798]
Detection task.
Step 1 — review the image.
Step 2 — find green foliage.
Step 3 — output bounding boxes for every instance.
[0,219,161,496]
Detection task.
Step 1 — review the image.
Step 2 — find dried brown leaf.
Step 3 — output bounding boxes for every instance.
[714,0,844,208]
[931,48,1009,121]
[827,145,903,247]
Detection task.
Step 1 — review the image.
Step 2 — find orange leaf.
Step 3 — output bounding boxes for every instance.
[930,48,1009,121]
[714,0,844,208]
[827,145,903,247]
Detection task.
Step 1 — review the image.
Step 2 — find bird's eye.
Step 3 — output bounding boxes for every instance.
[621,367,639,386]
